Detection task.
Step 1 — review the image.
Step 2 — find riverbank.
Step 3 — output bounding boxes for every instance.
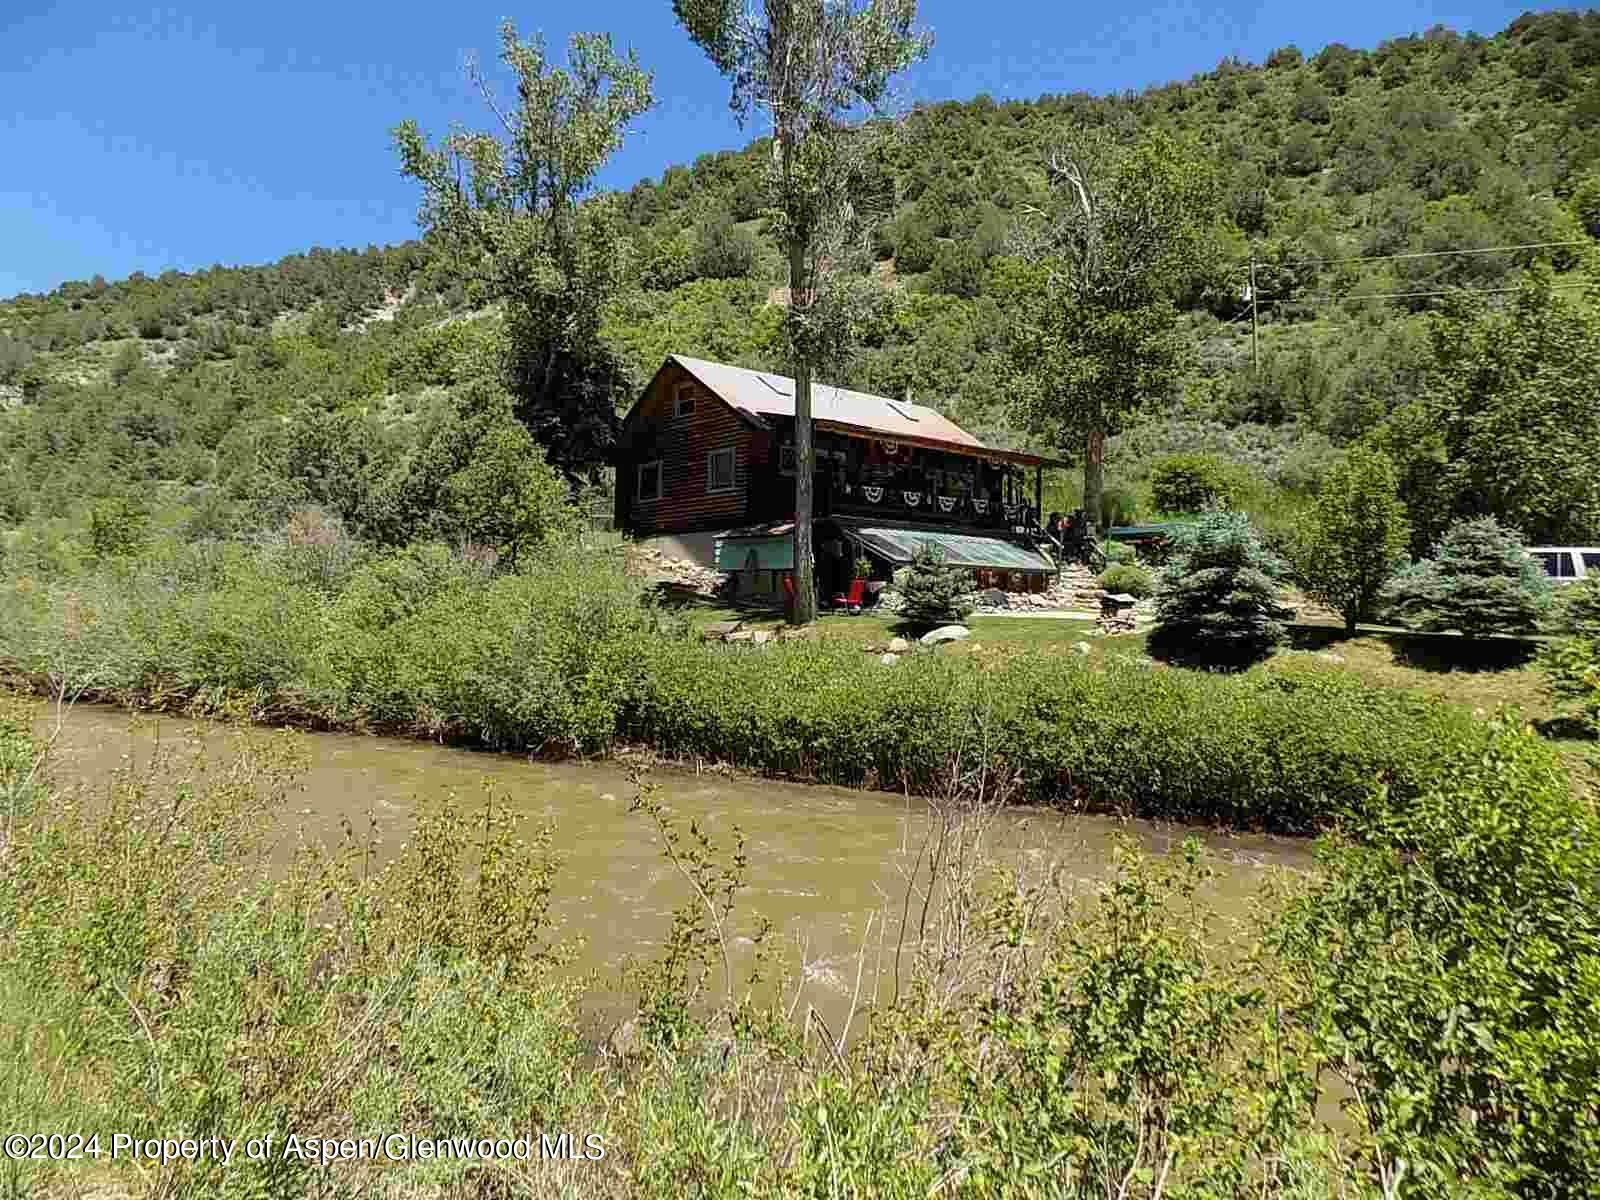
[4,535,1591,833]
[4,693,1598,1198]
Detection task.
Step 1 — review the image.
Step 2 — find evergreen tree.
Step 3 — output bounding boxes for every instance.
[897,543,973,627]
[1150,509,1294,665]
[1386,516,1552,637]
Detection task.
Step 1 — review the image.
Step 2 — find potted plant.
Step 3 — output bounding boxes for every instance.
[853,556,873,580]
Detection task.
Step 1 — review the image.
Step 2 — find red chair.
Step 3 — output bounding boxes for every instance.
[830,577,866,613]
[782,574,795,598]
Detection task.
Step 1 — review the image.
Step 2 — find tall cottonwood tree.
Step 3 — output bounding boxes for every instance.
[672,0,932,624]
[392,23,654,488]
[1002,129,1216,538]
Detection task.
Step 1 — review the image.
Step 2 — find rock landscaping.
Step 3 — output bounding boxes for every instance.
[625,545,729,596]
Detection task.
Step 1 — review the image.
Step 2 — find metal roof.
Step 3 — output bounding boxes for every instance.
[843,525,1055,572]
[670,354,986,451]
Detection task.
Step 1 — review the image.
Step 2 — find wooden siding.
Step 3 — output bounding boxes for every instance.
[620,363,753,535]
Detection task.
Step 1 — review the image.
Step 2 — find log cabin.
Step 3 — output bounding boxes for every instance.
[614,355,1072,604]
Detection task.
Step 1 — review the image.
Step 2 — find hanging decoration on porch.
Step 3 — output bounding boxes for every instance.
[879,440,901,457]
[971,499,988,515]
[903,491,922,507]
[863,486,884,504]
[937,496,957,513]
[1004,504,1021,523]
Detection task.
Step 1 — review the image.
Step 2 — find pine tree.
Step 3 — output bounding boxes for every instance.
[1387,517,1552,637]
[1151,509,1294,665]
[898,543,974,627]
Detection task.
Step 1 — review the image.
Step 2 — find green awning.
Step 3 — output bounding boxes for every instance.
[844,526,1053,572]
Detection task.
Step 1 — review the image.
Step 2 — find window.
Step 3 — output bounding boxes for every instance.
[1556,552,1578,578]
[1584,552,1600,573]
[1535,552,1561,579]
[778,444,796,475]
[637,460,662,502]
[706,447,735,494]
[672,383,696,418]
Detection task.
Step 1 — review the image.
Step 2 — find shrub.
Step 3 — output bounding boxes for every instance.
[620,637,1497,832]
[1292,447,1410,634]
[1554,572,1600,640]
[1274,718,1600,1193]
[1148,453,1252,514]
[897,542,973,627]
[894,226,938,274]
[1150,510,1294,666]
[1098,562,1153,598]
[1540,636,1600,733]
[1104,540,1136,565]
[1541,573,1600,732]
[87,496,150,560]
[1386,517,1553,637]
[693,210,758,281]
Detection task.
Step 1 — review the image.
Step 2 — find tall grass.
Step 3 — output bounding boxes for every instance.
[5,699,1594,1197]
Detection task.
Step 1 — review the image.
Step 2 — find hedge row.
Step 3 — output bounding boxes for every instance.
[614,639,1496,833]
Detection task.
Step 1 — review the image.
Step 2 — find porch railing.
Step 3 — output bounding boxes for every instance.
[827,482,1037,531]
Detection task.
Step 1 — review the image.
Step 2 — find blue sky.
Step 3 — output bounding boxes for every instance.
[0,0,1561,299]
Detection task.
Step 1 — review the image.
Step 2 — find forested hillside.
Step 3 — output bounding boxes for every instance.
[4,8,1600,547]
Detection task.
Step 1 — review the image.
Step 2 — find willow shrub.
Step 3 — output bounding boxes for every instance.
[619,642,1493,832]
[1275,717,1600,1193]
[0,534,1516,831]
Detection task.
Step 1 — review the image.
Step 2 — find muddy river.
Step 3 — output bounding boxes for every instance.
[37,705,1315,1028]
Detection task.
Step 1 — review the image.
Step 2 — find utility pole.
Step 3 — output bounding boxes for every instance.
[1248,254,1260,374]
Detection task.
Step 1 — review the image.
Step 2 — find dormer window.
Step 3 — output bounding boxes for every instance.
[673,383,696,418]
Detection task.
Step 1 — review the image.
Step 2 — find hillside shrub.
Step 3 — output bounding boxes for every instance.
[1386,516,1553,636]
[693,211,758,281]
[1098,562,1152,598]
[1103,540,1136,565]
[1150,509,1295,666]
[1148,453,1253,514]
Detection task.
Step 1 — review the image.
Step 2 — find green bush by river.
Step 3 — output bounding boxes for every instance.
[1,534,1510,834]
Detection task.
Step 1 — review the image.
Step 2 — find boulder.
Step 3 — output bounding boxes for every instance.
[921,625,971,646]
[888,636,910,653]
[751,630,774,645]
[980,588,1008,607]
[702,620,743,641]
[1073,641,1092,655]
[880,653,899,665]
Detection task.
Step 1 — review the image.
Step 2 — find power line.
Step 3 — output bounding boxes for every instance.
[1253,280,1595,305]
[1240,238,1590,271]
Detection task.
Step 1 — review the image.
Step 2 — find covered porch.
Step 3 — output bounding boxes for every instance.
[714,518,1058,607]
[761,422,1071,537]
